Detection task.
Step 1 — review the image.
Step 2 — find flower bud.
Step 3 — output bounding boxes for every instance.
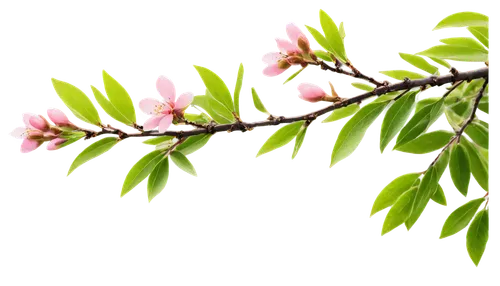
[297,37,310,54]
[297,83,327,103]
[29,115,50,131]
[277,59,291,69]
[27,130,44,140]
[47,109,75,128]
[47,138,67,151]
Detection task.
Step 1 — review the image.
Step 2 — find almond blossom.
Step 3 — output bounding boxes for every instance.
[297,83,327,102]
[10,114,54,153]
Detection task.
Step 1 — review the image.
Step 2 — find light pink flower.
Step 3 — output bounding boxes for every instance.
[139,76,193,133]
[47,108,74,128]
[10,113,49,153]
[263,23,311,77]
[298,83,327,102]
[47,138,67,151]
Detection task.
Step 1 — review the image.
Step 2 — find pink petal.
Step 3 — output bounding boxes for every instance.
[10,127,29,139]
[47,109,70,126]
[23,113,36,129]
[286,23,309,46]
[276,38,299,54]
[298,83,326,102]
[139,98,165,115]
[143,114,165,131]
[21,139,41,153]
[262,52,282,64]
[263,64,287,77]
[156,76,176,103]
[158,114,173,133]
[47,138,66,151]
[29,115,49,131]
[174,92,194,112]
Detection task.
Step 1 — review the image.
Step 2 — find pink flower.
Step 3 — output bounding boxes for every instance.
[139,76,193,133]
[298,83,327,102]
[47,138,67,151]
[47,108,74,128]
[10,113,51,153]
[263,23,312,77]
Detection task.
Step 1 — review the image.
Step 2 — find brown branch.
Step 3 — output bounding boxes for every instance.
[86,67,488,141]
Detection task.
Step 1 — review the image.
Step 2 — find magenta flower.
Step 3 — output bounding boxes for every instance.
[263,23,312,77]
[47,108,75,128]
[298,83,327,102]
[10,114,53,153]
[139,76,193,133]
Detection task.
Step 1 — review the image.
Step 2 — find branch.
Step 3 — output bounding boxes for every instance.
[86,67,488,141]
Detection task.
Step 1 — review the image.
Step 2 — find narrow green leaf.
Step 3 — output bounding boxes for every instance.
[283,67,305,85]
[416,97,441,112]
[405,167,439,230]
[143,136,174,145]
[371,173,421,216]
[292,124,308,159]
[147,157,169,202]
[192,95,233,124]
[251,88,269,114]
[170,151,197,176]
[319,10,347,62]
[417,45,488,62]
[399,53,439,75]
[305,26,335,55]
[433,12,488,30]
[467,209,489,266]
[51,79,101,126]
[351,82,375,91]
[233,63,244,117]
[462,138,488,191]
[440,37,487,52]
[194,66,234,112]
[465,122,488,149]
[121,150,165,197]
[339,22,345,40]
[257,121,304,157]
[431,184,447,206]
[102,71,136,123]
[468,26,488,48]
[435,148,451,180]
[440,198,485,238]
[91,86,131,125]
[380,91,418,152]
[176,134,212,155]
[449,144,471,196]
[382,188,417,235]
[478,96,489,113]
[395,130,454,154]
[322,104,360,123]
[380,70,425,80]
[429,57,451,68]
[331,102,388,167]
[67,137,119,175]
[184,113,211,124]
[313,50,333,62]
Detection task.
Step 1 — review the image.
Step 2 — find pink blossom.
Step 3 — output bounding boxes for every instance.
[10,113,50,153]
[298,83,327,102]
[139,76,193,133]
[47,108,74,128]
[47,138,67,151]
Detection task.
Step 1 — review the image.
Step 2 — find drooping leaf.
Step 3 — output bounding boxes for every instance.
[431,184,447,206]
[449,143,471,196]
[399,53,439,74]
[330,101,389,167]
[292,123,308,159]
[416,97,441,112]
[319,10,347,62]
[468,26,488,48]
[405,166,439,230]
[478,96,489,113]
[435,148,451,180]
[67,137,119,175]
[283,67,305,85]
[51,79,101,126]
[194,66,234,112]
[462,138,488,191]
[176,134,212,155]
[147,157,169,202]
[143,136,174,145]
[433,12,488,30]
[251,88,269,114]
[192,95,233,124]
[465,122,488,149]
[378,68,427,80]
[395,130,454,154]
[351,82,375,92]
[440,198,485,238]
[417,45,488,62]
[394,98,444,149]
[122,150,165,197]
[382,188,417,235]
[233,63,244,117]
[440,37,487,52]
[170,151,197,176]
[380,91,417,152]
[371,173,420,216]
[322,104,360,123]
[102,71,136,123]
[467,209,489,266]
[91,86,131,125]
[257,121,304,157]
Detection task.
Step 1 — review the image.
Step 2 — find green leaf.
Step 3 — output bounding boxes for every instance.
[429,57,451,68]
[395,130,454,154]
[305,26,335,55]
[382,188,417,235]
[147,157,169,202]
[313,50,333,62]
[176,134,212,155]
[192,95,233,124]
[380,91,417,152]
[468,26,488,48]
[478,96,489,113]
[399,53,439,74]
[435,148,451,180]
[292,124,308,159]
[339,22,345,40]
[143,136,174,145]
[281,68,307,87]
[248,85,270,116]
[371,173,420,216]
[465,122,488,149]
[405,167,439,230]
[440,37,487,52]
[416,97,441,112]
[380,70,425,80]
[233,63,244,117]
[319,10,347,62]
[67,137,119,175]
[417,45,488,62]
[449,144,471,196]
[121,150,165,197]
[194,65,234,112]
[351,82,375,91]
[395,98,444,149]
[433,12,488,30]
[431,184,447,206]
[440,198,485,238]
[257,121,304,157]
[462,138,488,191]
[467,209,489,266]
[184,113,211,124]
[331,101,388,167]
[170,151,197,176]
[102,71,136,123]
[51,78,101,126]
[91,86,131,125]
[322,104,360,123]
